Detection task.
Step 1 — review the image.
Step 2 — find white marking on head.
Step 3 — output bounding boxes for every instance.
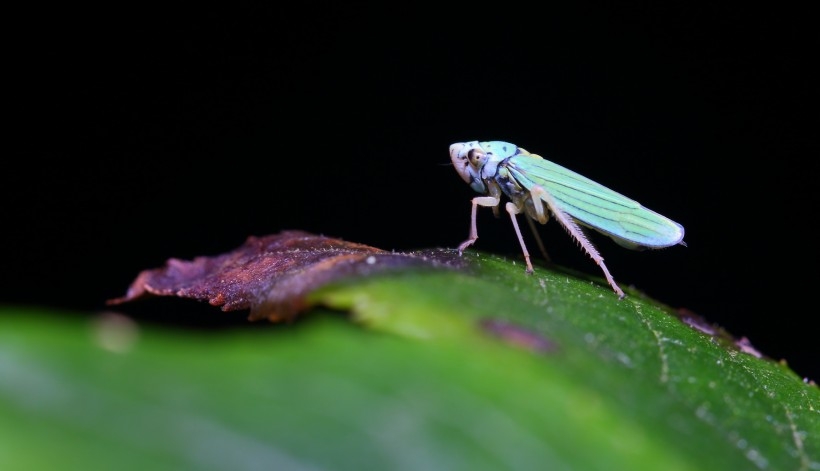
[450,141,484,184]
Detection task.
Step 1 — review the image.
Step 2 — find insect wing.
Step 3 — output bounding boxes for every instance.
[506,155,684,249]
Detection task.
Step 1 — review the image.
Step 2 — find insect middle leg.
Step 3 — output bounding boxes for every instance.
[504,202,535,274]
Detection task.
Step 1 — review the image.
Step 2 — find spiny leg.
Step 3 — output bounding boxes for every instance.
[504,202,535,274]
[458,196,500,254]
[531,186,626,298]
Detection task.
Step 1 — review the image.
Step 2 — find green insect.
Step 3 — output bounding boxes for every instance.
[450,140,685,299]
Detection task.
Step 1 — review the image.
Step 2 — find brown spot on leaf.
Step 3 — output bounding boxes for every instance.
[676,308,721,336]
[108,230,464,321]
[479,318,558,353]
[735,336,763,358]
[676,307,771,361]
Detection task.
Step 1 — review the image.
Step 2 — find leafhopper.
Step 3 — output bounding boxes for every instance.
[450,140,685,299]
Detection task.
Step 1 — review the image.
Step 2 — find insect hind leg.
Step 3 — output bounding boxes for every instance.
[533,186,626,299]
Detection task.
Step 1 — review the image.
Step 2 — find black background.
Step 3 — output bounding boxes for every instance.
[6,5,817,380]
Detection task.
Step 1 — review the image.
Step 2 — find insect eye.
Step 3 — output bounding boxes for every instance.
[467,149,486,166]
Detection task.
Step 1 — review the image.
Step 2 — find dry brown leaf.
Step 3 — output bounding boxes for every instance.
[108,230,462,321]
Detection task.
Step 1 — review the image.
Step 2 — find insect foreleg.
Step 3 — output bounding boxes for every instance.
[504,202,535,274]
[457,196,500,254]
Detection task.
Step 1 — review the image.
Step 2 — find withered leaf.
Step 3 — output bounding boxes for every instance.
[107,230,463,321]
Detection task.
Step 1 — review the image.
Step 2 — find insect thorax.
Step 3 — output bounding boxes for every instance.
[490,164,522,202]
[492,162,545,221]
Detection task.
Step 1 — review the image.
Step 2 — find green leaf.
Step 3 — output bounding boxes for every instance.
[2,251,818,470]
